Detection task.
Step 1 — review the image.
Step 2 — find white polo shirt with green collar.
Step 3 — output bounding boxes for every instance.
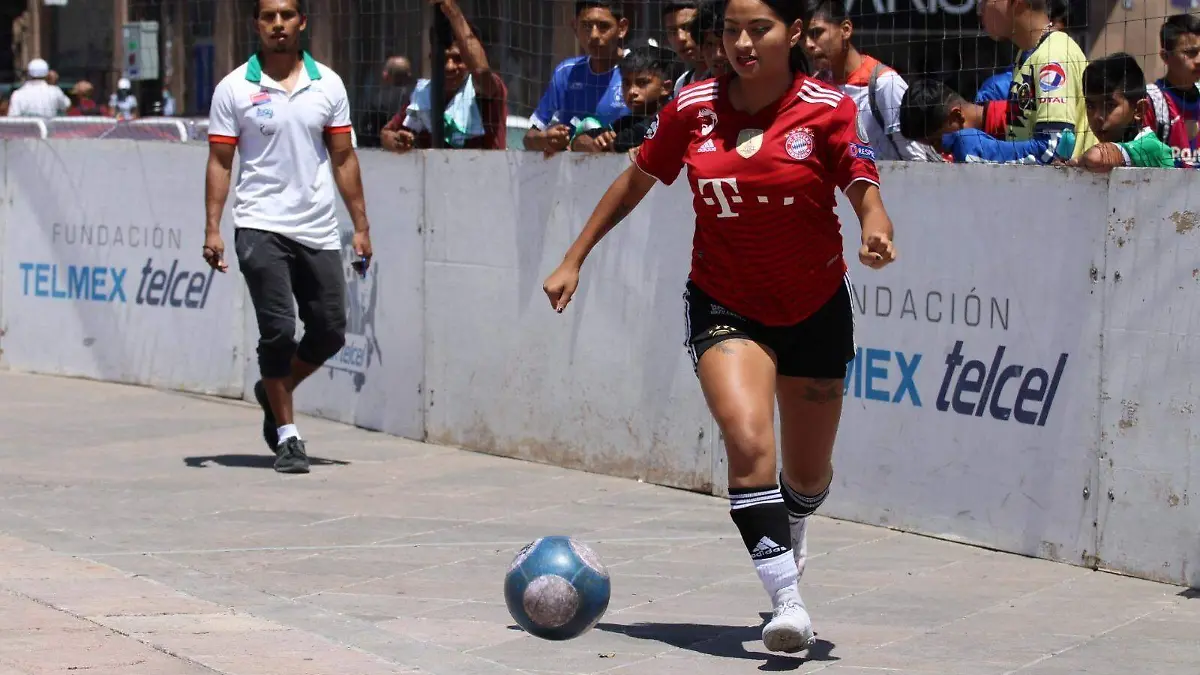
[208,52,353,251]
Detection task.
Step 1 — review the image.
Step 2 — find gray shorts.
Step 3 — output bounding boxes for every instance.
[235,227,347,377]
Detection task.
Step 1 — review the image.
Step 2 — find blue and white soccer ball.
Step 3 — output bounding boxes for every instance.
[503,536,611,640]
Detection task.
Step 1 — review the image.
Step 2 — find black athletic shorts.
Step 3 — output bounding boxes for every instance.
[682,279,856,379]
[235,227,347,376]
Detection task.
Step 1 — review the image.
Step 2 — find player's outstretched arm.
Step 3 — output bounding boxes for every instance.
[845,180,896,270]
[542,163,657,312]
[203,142,235,273]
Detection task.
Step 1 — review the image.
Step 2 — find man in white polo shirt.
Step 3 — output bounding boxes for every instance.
[202,0,372,474]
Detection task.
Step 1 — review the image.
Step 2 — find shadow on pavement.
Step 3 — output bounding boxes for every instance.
[183,454,352,469]
[595,613,838,671]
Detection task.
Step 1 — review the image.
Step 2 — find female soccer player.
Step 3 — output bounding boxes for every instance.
[543,0,897,655]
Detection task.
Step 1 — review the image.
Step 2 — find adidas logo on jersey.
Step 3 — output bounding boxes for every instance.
[698,138,716,153]
[751,536,788,560]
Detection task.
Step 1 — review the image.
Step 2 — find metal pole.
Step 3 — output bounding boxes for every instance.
[429,7,449,150]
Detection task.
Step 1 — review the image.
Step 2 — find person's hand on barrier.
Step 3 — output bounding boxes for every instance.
[543,263,580,313]
[382,128,415,153]
[859,229,895,270]
[543,125,572,156]
[573,131,617,153]
[591,130,618,152]
[203,233,228,273]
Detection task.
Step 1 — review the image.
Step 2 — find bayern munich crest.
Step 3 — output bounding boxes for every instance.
[785,127,815,161]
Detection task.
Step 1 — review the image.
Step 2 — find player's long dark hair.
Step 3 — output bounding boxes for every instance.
[757,0,811,74]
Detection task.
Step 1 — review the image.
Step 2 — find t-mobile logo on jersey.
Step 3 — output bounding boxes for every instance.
[697,178,744,219]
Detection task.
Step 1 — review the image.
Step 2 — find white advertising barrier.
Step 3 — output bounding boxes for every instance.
[3,138,1197,587]
[825,163,1109,568]
[422,151,719,492]
[241,150,426,441]
[1095,169,1200,589]
[2,140,244,397]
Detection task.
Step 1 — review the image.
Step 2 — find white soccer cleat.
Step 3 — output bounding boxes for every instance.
[762,598,815,654]
[789,514,809,579]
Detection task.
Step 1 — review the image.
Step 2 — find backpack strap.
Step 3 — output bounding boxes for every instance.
[1144,82,1172,143]
[868,62,903,158]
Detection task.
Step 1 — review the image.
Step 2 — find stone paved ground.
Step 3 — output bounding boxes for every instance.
[0,370,1196,675]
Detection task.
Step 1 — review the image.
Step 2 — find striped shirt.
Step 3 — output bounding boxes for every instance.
[635,73,880,326]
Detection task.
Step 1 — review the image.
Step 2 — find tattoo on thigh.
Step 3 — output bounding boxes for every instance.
[714,339,751,355]
[801,379,844,403]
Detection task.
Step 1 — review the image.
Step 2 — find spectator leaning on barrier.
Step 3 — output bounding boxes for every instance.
[524,0,630,156]
[203,0,373,474]
[975,0,1068,104]
[899,74,1084,165]
[572,44,678,154]
[799,0,942,162]
[690,0,730,80]
[6,58,69,118]
[977,0,1095,162]
[899,79,1027,162]
[1144,13,1200,168]
[1066,53,1177,172]
[380,0,507,152]
[662,2,704,92]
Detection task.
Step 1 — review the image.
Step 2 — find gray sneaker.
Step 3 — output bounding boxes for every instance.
[274,438,310,474]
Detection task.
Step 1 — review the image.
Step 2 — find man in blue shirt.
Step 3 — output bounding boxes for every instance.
[524,0,630,155]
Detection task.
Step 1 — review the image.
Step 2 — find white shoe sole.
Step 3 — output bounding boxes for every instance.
[762,620,815,654]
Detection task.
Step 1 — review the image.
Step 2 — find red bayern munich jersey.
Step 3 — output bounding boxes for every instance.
[634,71,880,326]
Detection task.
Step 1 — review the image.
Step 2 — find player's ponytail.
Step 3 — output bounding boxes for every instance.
[759,0,813,74]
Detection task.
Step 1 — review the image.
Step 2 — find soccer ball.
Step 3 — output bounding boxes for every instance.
[503,536,611,640]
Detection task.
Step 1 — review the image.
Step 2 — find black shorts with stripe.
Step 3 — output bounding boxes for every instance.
[682,279,856,379]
